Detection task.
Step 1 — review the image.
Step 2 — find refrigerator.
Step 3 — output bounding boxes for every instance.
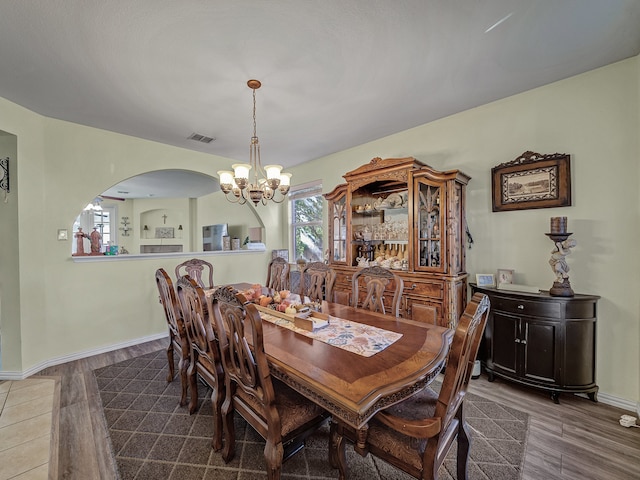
[202,224,228,251]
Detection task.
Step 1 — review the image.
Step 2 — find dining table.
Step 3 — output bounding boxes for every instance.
[214,283,453,448]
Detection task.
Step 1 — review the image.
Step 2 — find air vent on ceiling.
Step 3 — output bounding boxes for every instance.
[188,133,216,144]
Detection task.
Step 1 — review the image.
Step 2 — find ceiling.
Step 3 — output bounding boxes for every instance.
[1,1,639,198]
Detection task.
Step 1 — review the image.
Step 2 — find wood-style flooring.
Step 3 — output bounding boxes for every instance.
[35,338,640,480]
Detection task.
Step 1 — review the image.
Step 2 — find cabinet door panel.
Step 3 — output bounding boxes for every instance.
[332,289,351,306]
[565,319,596,386]
[491,312,519,375]
[522,320,558,383]
[405,298,442,326]
[411,302,437,325]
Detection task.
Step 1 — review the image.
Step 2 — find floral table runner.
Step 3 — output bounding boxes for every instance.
[256,306,402,357]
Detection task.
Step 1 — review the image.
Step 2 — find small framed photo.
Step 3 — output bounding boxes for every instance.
[57,229,68,241]
[476,274,496,288]
[497,269,514,285]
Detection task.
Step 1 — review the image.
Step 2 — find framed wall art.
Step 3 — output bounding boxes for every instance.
[492,151,571,212]
[155,227,175,239]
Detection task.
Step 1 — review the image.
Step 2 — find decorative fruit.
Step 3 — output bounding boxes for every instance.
[259,296,273,307]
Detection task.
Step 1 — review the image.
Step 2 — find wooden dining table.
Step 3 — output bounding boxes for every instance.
[217,284,453,446]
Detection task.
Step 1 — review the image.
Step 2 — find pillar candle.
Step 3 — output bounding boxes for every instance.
[550,216,567,234]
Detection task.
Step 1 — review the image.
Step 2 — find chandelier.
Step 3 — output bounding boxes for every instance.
[217,80,292,206]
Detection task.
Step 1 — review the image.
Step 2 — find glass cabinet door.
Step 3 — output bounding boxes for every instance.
[332,194,347,263]
[415,178,444,270]
[332,197,347,262]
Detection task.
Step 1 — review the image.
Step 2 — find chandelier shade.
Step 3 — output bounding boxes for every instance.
[218,80,292,206]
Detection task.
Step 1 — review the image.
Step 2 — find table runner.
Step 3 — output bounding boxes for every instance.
[256,306,402,357]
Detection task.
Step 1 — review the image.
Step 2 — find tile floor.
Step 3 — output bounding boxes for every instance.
[0,378,57,480]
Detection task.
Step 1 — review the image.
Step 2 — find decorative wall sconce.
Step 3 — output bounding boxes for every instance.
[0,157,9,193]
[119,217,132,236]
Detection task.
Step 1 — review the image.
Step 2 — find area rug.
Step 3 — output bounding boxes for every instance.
[94,349,529,480]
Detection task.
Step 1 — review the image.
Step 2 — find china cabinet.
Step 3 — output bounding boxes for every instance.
[324,157,470,328]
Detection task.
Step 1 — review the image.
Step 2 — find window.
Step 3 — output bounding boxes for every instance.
[290,182,323,262]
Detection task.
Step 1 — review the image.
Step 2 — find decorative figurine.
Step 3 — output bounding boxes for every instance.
[546,217,576,297]
[90,227,102,254]
[74,227,88,255]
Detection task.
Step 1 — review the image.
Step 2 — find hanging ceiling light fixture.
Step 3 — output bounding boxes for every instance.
[217,80,292,206]
[83,197,103,211]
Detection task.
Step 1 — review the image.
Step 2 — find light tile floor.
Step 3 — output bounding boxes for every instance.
[0,378,56,480]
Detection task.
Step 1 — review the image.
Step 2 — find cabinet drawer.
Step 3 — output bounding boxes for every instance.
[492,296,561,318]
[404,281,443,299]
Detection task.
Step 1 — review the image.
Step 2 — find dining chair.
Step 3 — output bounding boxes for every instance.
[176,275,225,451]
[155,268,189,408]
[266,256,290,292]
[351,265,404,317]
[211,286,329,479]
[175,258,214,290]
[300,262,336,303]
[330,292,490,480]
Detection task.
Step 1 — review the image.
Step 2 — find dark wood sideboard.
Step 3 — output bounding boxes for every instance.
[471,284,599,403]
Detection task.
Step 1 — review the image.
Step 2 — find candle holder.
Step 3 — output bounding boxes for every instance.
[545,231,576,297]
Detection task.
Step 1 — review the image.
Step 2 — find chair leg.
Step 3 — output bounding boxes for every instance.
[456,408,471,480]
[178,353,189,407]
[221,392,236,463]
[166,340,175,382]
[264,439,284,480]
[329,420,348,480]
[187,358,199,414]
[210,385,224,451]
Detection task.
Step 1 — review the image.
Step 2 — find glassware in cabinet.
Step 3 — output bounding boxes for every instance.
[416,178,443,270]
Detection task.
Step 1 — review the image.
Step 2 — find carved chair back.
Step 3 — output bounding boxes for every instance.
[176,275,225,451]
[266,257,290,292]
[211,286,328,478]
[351,266,404,317]
[154,268,189,407]
[300,262,336,303]
[330,292,490,480]
[175,258,214,290]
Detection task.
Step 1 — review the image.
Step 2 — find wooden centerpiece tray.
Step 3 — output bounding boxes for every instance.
[254,304,330,331]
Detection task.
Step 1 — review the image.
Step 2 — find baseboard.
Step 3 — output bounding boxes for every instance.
[0,332,169,380]
[576,391,639,414]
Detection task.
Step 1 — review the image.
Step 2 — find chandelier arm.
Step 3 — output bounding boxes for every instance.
[222,192,242,204]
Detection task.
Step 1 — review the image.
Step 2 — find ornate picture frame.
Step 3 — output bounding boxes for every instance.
[492,151,571,212]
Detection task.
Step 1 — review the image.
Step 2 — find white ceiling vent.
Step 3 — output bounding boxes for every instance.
[188,133,216,143]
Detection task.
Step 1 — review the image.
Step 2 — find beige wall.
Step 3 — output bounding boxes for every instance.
[0,55,638,408]
[0,101,278,373]
[292,57,640,405]
[0,131,19,371]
